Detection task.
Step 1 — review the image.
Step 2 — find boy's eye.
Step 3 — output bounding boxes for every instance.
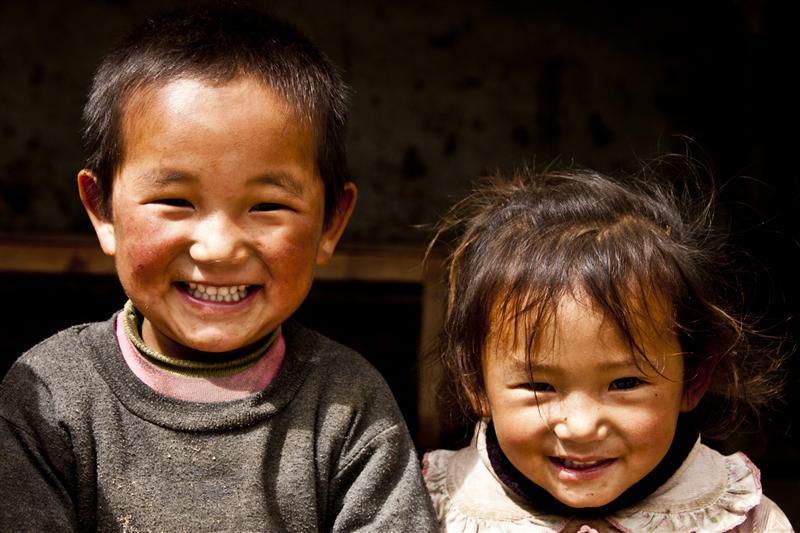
[609,377,643,391]
[251,202,287,212]
[155,198,193,208]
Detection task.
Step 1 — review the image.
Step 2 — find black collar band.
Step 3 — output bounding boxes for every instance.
[486,414,698,518]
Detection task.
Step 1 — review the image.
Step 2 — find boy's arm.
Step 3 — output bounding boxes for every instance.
[328,421,437,532]
[0,364,79,530]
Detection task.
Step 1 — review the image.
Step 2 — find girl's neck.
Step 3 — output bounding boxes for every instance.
[485,414,698,517]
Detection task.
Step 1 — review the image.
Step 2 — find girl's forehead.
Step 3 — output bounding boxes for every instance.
[486,289,678,361]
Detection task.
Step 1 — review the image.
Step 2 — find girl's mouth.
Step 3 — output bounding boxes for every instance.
[549,457,616,475]
[180,282,255,303]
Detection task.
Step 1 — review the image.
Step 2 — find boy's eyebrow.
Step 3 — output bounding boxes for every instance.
[247,173,306,197]
[140,170,195,186]
[139,171,307,197]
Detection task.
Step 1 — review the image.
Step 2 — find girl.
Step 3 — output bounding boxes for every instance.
[423,163,793,532]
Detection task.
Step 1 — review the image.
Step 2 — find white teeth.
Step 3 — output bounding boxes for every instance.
[186,282,249,302]
[562,459,603,469]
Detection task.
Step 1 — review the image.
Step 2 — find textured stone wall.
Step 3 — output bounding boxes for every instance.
[2,1,779,244]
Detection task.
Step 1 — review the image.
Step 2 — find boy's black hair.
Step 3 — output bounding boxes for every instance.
[432,156,785,439]
[82,3,349,227]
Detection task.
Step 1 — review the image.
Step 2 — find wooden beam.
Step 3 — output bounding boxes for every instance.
[0,234,448,447]
[0,235,432,282]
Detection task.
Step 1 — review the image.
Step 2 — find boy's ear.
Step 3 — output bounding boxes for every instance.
[77,170,116,257]
[316,182,357,266]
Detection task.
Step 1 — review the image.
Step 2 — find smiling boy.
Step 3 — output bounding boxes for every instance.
[84,77,335,359]
[0,5,435,531]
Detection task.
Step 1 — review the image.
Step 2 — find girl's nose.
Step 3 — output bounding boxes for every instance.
[189,214,248,265]
[550,393,608,442]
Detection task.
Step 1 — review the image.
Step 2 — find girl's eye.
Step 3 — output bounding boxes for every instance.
[526,382,555,393]
[610,377,643,391]
[155,198,193,208]
[251,202,286,212]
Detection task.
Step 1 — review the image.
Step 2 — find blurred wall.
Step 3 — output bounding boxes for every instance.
[5,1,795,244]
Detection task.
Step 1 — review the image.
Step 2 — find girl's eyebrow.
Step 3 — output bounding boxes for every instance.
[522,359,640,374]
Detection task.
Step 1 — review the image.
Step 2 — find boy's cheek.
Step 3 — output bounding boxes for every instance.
[116,227,180,276]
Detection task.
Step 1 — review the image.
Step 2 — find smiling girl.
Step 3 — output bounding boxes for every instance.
[423,162,792,532]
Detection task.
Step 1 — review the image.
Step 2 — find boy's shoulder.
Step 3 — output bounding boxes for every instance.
[281,319,387,389]
[8,314,117,380]
[1,314,117,428]
[277,321,406,418]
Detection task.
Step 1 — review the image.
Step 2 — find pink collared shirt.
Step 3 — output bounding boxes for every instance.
[115,312,285,403]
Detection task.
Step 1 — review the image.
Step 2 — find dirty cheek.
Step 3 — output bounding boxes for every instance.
[119,217,179,279]
[267,224,319,261]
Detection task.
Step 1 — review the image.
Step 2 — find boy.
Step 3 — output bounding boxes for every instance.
[0,5,436,531]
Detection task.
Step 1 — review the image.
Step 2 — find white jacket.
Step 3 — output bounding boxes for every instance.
[423,420,793,533]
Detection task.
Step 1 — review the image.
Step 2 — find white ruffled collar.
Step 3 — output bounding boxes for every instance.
[423,420,763,532]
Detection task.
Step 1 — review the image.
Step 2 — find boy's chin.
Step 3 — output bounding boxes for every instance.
[167,339,263,360]
[153,332,264,360]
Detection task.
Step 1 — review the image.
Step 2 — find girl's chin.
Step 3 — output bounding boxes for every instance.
[547,483,621,508]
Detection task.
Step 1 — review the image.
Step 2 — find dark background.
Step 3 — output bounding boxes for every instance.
[1,0,798,523]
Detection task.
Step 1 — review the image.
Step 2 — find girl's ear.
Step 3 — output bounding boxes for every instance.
[467,389,491,418]
[77,170,117,256]
[316,182,357,266]
[681,356,715,412]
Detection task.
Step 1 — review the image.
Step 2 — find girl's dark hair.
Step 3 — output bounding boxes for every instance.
[82,3,349,227]
[433,158,785,439]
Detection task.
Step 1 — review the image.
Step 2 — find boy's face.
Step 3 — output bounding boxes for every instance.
[80,76,355,357]
[482,294,689,508]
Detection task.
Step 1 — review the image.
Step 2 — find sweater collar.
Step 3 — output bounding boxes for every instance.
[85,312,318,431]
[122,299,279,378]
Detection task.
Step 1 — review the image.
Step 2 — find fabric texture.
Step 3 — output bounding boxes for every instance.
[423,420,793,533]
[0,312,437,532]
[116,311,285,403]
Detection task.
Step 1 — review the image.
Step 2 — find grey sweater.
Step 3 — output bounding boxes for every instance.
[0,314,436,532]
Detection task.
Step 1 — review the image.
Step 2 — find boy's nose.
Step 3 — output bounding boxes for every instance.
[549,393,608,443]
[189,215,248,265]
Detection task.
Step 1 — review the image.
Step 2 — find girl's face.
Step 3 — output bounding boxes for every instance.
[483,294,691,508]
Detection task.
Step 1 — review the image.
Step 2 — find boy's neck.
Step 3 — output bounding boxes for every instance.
[123,299,279,377]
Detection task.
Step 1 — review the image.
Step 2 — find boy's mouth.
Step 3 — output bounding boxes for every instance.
[181,282,254,303]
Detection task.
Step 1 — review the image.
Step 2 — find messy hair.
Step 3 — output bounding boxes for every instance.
[82,3,349,227]
[432,158,785,439]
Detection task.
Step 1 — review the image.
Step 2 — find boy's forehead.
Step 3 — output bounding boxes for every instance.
[116,76,318,169]
[120,76,311,133]
[104,77,329,216]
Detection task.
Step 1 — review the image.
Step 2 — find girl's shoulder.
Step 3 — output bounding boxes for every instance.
[617,443,793,532]
[421,424,567,533]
